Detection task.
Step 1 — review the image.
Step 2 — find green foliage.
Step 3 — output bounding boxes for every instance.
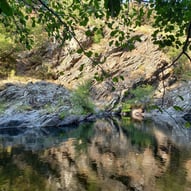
[151,0,191,49]
[93,28,104,43]
[131,84,154,100]
[0,0,13,16]
[71,80,95,115]
[126,84,154,103]
[164,45,189,65]
[174,64,191,81]
[185,121,191,128]
[122,103,131,113]
[121,84,154,113]
[0,0,189,70]
[59,111,67,119]
[166,46,191,80]
[173,105,183,112]
[0,0,148,51]
[0,25,15,52]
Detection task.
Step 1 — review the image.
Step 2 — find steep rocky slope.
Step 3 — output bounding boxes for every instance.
[15,29,175,109]
[1,26,191,132]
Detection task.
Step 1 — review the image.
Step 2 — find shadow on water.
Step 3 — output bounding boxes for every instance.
[0,118,191,190]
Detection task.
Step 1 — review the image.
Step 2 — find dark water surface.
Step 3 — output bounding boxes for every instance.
[0,118,191,191]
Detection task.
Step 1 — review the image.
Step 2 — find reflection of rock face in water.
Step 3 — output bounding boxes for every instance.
[1,119,191,190]
[40,119,173,191]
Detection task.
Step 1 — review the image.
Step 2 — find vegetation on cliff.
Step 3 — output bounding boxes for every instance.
[0,0,191,122]
[0,0,190,61]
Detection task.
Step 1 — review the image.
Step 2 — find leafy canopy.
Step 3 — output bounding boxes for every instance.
[0,0,190,51]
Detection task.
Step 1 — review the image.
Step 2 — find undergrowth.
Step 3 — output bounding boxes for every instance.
[122,84,155,113]
[71,80,95,115]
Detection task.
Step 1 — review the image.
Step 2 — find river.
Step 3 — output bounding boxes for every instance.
[0,117,191,191]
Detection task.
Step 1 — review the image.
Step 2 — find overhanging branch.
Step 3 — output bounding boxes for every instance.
[165,21,191,70]
[37,0,105,73]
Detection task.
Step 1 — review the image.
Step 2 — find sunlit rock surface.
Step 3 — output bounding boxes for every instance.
[0,81,71,133]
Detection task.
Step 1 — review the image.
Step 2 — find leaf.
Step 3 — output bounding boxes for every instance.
[59,71,64,76]
[149,105,163,113]
[94,52,99,57]
[32,19,36,27]
[109,40,114,46]
[79,64,84,71]
[112,76,118,83]
[173,105,183,112]
[119,75,124,81]
[77,49,83,54]
[0,0,13,16]
[94,74,103,82]
[80,17,89,26]
[85,30,92,37]
[110,30,118,37]
[85,51,93,58]
[177,95,184,101]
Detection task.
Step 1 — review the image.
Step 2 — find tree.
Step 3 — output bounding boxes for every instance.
[0,0,190,62]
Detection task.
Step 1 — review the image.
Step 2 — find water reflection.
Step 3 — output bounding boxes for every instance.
[0,118,191,190]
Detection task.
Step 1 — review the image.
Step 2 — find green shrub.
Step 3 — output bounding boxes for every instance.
[71,80,95,115]
[122,84,154,112]
[132,84,154,97]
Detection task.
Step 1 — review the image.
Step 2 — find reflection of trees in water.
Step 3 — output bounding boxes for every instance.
[0,119,191,191]
[0,146,57,190]
[41,118,181,191]
[156,145,191,191]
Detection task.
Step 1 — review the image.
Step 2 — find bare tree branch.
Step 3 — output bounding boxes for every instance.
[184,51,191,62]
[165,21,191,70]
[160,21,191,107]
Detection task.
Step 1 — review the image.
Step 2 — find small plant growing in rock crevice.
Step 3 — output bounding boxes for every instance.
[71,80,95,115]
[122,84,155,113]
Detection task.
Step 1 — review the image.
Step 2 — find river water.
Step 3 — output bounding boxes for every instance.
[0,118,191,191]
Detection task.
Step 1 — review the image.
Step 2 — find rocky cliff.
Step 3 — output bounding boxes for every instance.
[15,29,175,108]
[0,26,191,131]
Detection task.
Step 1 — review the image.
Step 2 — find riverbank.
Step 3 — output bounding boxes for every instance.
[0,26,191,136]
